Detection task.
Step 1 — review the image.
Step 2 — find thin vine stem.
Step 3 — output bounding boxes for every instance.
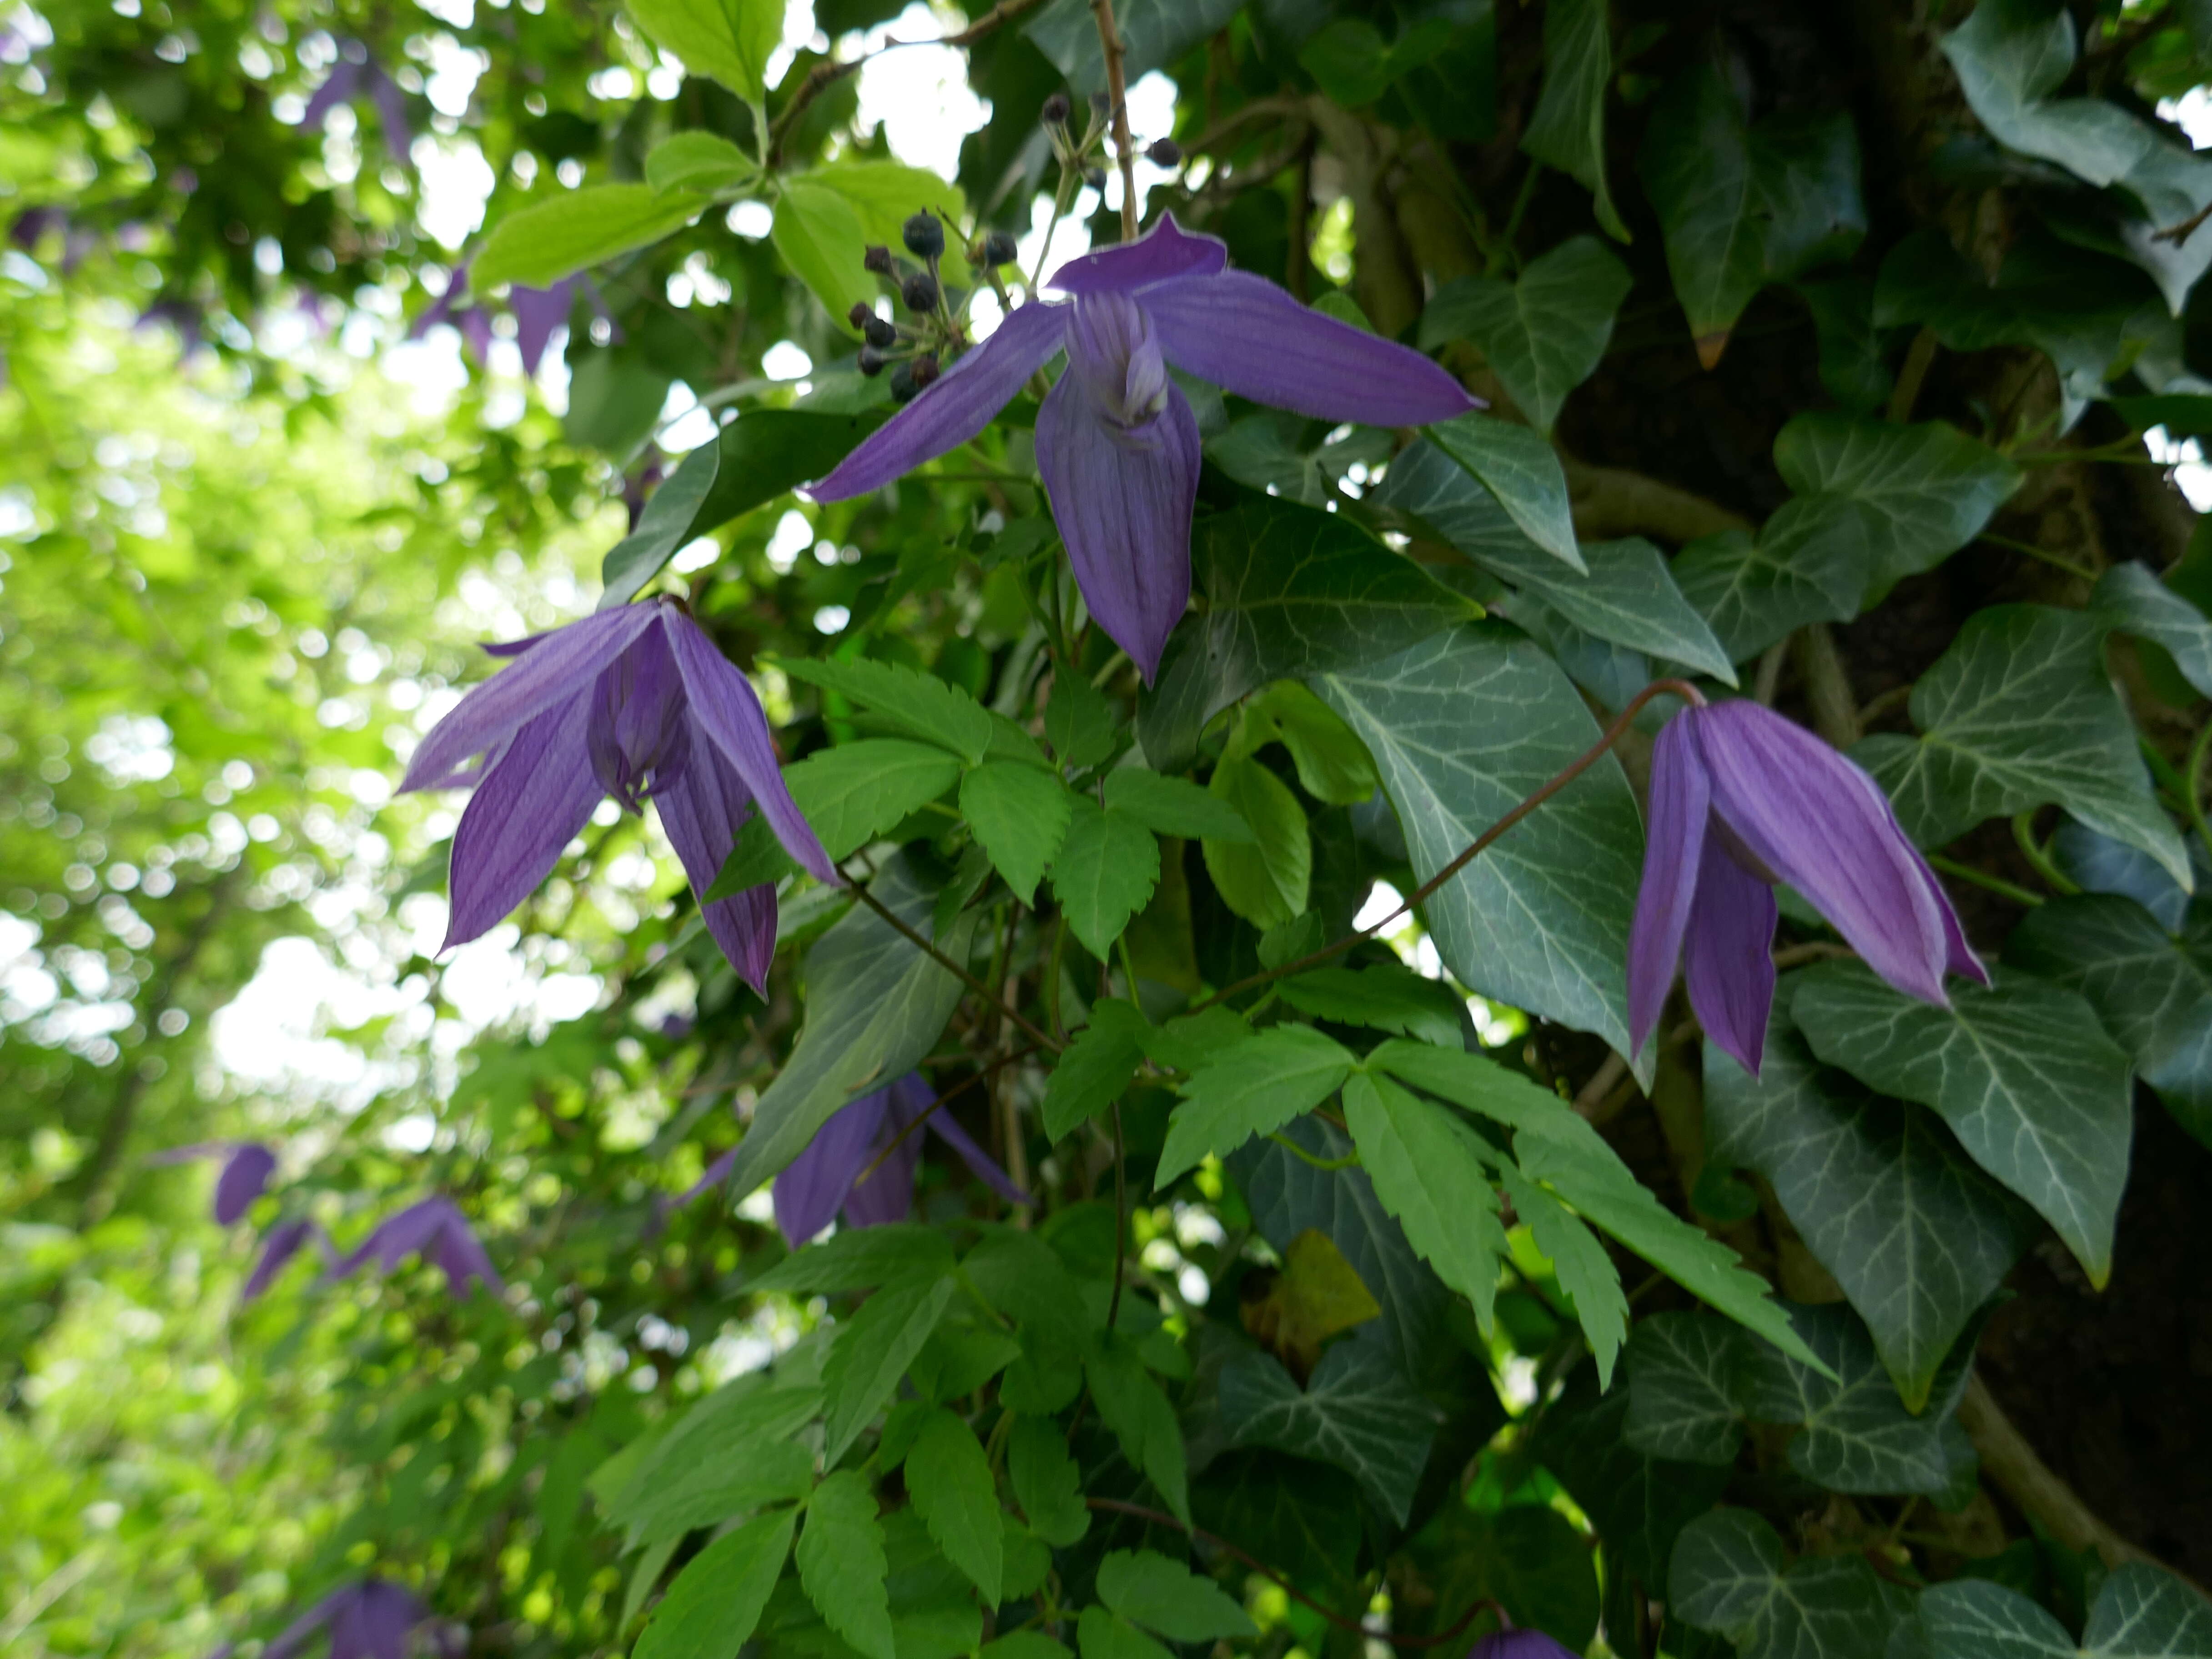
[1081,1499,1502,1647]
[1928,854,2045,908]
[841,869,1062,1052]
[1091,0,1140,241]
[851,1044,1042,1187]
[1189,677,1707,1014]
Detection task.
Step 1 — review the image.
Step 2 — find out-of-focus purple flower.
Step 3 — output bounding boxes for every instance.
[398,598,833,991]
[301,43,412,161]
[243,1217,330,1302]
[509,277,575,378]
[1468,1631,1574,1659]
[407,260,589,376]
[336,1197,504,1298]
[807,214,1475,681]
[263,1579,443,1659]
[149,1141,277,1224]
[10,206,94,274]
[1628,699,1986,1075]
[136,299,205,361]
[771,1073,1029,1246]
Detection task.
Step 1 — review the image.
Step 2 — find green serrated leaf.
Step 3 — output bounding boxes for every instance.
[1104,768,1254,843]
[960,762,1073,907]
[1217,1342,1440,1528]
[1156,1026,1355,1189]
[1046,668,1121,770]
[1007,1415,1090,1548]
[1042,1000,1149,1142]
[634,1506,795,1659]
[1520,0,1627,240]
[1201,754,1309,928]
[473,183,701,291]
[1341,1071,1508,1332]
[1790,961,2135,1287]
[599,442,720,609]
[1242,680,1381,804]
[1277,965,1463,1046]
[1076,1608,1173,1659]
[798,1470,895,1659]
[773,180,873,334]
[732,739,961,878]
[1050,800,1161,960]
[819,1268,959,1464]
[1083,1332,1188,1522]
[1425,413,1583,572]
[749,1225,955,1296]
[627,0,780,98]
[1420,237,1631,432]
[643,130,757,195]
[905,1409,1002,1605]
[778,656,994,764]
[1498,1161,1628,1386]
[1096,1549,1257,1642]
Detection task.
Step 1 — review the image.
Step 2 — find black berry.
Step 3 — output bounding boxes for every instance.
[1041,92,1071,125]
[862,244,893,276]
[980,231,1019,267]
[910,355,941,390]
[1146,137,1181,166]
[847,302,873,329]
[901,271,940,312]
[859,346,889,377]
[901,211,944,260]
[862,316,898,348]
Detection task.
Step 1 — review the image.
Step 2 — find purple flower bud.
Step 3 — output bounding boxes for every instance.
[243,1218,328,1302]
[1041,92,1071,126]
[1468,1632,1574,1659]
[508,278,576,378]
[1145,137,1182,167]
[863,244,894,276]
[902,211,945,260]
[1628,699,1987,1075]
[262,1579,444,1659]
[215,1143,277,1225]
[901,271,940,313]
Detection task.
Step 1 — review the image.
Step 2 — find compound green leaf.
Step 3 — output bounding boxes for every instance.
[749,1225,954,1296]
[1042,1000,1149,1142]
[1498,1161,1629,1386]
[742,739,959,874]
[1083,1332,1188,1522]
[1050,799,1161,960]
[798,1470,895,1659]
[1790,962,2135,1287]
[1277,964,1463,1047]
[626,0,781,99]
[960,761,1074,907]
[1341,1071,1508,1331]
[1046,668,1121,770]
[819,1267,959,1464]
[1096,1548,1257,1642]
[1156,1026,1354,1189]
[634,1506,796,1659]
[1419,237,1631,433]
[1201,753,1309,928]
[1103,767,1254,842]
[643,130,757,195]
[1076,1608,1173,1659]
[772,180,872,331]
[1007,1415,1089,1548]
[905,1408,1002,1606]
[778,656,993,764]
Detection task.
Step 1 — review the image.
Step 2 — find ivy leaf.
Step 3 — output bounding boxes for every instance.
[1672,521,1865,667]
[1024,0,1244,93]
[2083,1564,2212,1657]
[960,762,1074,907]
[634,1506,795,1659]
[777,657,993,765]
[2094,561,2212,701]
[819,1267,959,1464]
[718,856,979,1203]
[1669,1508,1905,1659]
[1138,498,1477,773]
[1416,1504,1602,1653]
[1042,1001,1150,1142]
[1624,1311,1752,1466]
[625,0,782,100]
[1082,1332,1189,1522]
[1096,1548,1258,1642]
[905,1409,1003,1605]
[1704,1013,2023,1411]
[1277,964,1463,1047]
[2007,893,2212,1149]
[1424,413,1583,572]
[1520,0,1627,240]
[1317,625,1644,1068]
[798,1471,895,1659]
[1854,604,2192,889]
[1340,1071,1508,1331]
[1050,799,1161,960]
[1007,1415,1089,1548]
[1640,61,1865,367]
[1201,754,1310,928]
[473,184,700,290]
[1205,411,1393,507]
[1940,0,2155,189]
[598,441,721,609]
[1537,1380,1729,1583]
[1156,1026,1355,1188]
[1789,962,2136,1288]
[1104,768,1254,842]
[1376,440,1735,682]
[642,131,757,195]
[1419,238,1631,433]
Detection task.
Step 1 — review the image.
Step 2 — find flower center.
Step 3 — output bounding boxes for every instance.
[1066,291,1171,435]
[586,628,690,813]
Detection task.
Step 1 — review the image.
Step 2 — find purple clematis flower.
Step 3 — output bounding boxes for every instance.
[263,1579,452,1659]
[1468,1632,1574,1659]
[301,43,413,162]
[150,1141,277,1224]
[1628,699,1986,1075]
[336,1197,503,1298]
[244,1217,330,1302]
[806,215,1474,680]
[771,1073,1029,1246]
[399,598,833,991]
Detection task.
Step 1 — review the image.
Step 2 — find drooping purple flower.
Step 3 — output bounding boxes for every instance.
[149,1140,277,1223]
[263,1579,446,1659]
[771,1073,1029,1246]
[243,1217,330,1302]
[508,277,576,378]
[135,299,205,361]
[1628,699,1986,1075]
[301,43,413,162]
[400,598,832,990]
[1468,1632,1574,1659]
[336,1197,503,1298]
[806,215,1475,680]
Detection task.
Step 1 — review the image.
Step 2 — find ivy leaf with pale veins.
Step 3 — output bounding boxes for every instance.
[1139,497,1478,774]
[1538,1377,1729,1583]
[1704,1010,2024,1411]
[1669,1508,1907,1659]
[2007,893,2212,1150]
[1519,0,1627,240]
[1672,519,1867,667]
[1376,439,1735,681]
[1624,1310,1753,1466]
[1418,237,1631,433]
[1217,1342,1441,1527]
[2083,1563,2212,1658]
[2094,561,2212,701]
[798,1470,895,1659]
[1854,604,2192,890]
[1790,962,2135,1288]
[1940,0,2155,188]
[1340,1071,1508,1332]
[1424,414,1583,572]
[1155,1026,1355,1188]
[1316,624,1646,1069]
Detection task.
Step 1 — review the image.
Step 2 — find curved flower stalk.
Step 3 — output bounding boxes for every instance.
[262,1579,457,1659]
[1629,699,1986,1075]
[771,1073,1029,1245]
[335,1197,503,1299]
[807,215,1476,680]
[399,598,833,993]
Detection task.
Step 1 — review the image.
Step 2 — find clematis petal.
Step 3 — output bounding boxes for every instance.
[263,1591,346,1659]
[807,300,1067,499]
[361,64,414,162]
[430,1212,503,1298]
[300,61,362,129]
[1626,713,1711,1056]
[1469,1633,1576,1659]
[242,1218,322,1302]
[335,1582,427,1659]
[922,1111,1032,1207]
[1682,835,1780,1074]
[1045,212,1228,295]
[669,1147,738,1211]
[1145,271,1476,427]
[215,1143,277,1225]
[1694,702,1952,1006]
[337,1197,453,1279]
[1892,801,1991,987]
[1034,370,1201,683]
[656,737,779,992]
[772,1092,890,1246]
[509,279,574,380]
[841,1121,921,1228]
[441,693,603,951]
[402,604,657,791]
[661,609,837,883]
